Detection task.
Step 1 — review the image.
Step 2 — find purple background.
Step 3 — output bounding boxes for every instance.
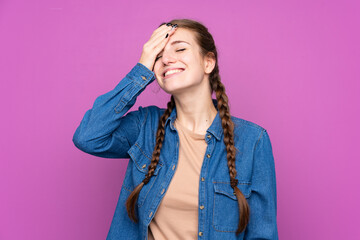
[1,0,359,239]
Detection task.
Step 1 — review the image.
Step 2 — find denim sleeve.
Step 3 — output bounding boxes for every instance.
[244,129,279,239]
[72,62,155,158]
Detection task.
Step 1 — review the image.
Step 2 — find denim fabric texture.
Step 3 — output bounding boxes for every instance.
[73,62,279,240]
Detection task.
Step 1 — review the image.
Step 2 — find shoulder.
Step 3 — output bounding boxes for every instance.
[134,105,166,127]
[231,115,265,131]
[229,116,273,169]
[140,105,165,118]
[230,115,268,143]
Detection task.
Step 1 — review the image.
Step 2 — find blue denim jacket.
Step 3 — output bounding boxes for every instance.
[72,63,278,240]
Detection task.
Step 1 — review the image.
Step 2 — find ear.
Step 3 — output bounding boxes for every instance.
[203,52,216,74]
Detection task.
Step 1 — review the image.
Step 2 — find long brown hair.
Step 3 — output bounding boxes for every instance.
[126,18,250,235]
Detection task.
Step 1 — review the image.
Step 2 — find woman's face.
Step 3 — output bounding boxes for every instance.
[153,28,210,95]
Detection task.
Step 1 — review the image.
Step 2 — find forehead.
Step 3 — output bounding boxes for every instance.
[166,28,196,47]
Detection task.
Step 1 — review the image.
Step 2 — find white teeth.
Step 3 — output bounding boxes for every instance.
[164,69,184,77]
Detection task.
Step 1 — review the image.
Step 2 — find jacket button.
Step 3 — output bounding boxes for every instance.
[149,211,153,218]
[142,164,146,169]
[172,164,176,170]
[199,232,203,236]
[206,154,210,158]
[161,188,165,194]
[207,135,211,139]
[199,205,204,210]
[141,76,147,81]
[201,177,205,181]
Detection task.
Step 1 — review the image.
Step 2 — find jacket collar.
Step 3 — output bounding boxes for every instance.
[165,98,222,141]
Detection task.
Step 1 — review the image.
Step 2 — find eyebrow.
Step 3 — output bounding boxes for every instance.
[170,40,191,46]
[157,41,191,56]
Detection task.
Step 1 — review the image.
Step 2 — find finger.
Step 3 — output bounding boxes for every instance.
[152,32,173,55]
[149,26,176,48]
[150,24,172,38]
[146,33,170,54]
[159,22,167,27]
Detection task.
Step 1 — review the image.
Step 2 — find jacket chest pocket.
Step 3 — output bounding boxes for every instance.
[127,143,163,208]
[212,180,251,233]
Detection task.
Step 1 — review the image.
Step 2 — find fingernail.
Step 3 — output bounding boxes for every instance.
[173,24,178,28]
[166,23,172,26]
[159,22,166,27]
[165,33,169,38]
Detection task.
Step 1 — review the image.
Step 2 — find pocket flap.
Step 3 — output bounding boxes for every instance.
[127,143,162,176]
[213,181,251,200]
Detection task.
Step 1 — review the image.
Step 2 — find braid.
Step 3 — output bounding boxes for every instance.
[145,95,175,182]
[125,95,176,222]
[210,66,250,235]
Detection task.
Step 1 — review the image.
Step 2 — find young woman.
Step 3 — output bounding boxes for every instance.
[73,19,278,240]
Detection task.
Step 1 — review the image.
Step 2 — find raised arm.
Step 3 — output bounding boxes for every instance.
[72,23,177,159]
[72,63,155,158]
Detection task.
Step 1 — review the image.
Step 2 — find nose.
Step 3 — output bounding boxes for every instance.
[161,49,176,65]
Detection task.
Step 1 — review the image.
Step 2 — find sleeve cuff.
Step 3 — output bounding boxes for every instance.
[125,63,156,87]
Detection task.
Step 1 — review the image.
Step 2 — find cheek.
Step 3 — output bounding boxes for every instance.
[153,65,162,79]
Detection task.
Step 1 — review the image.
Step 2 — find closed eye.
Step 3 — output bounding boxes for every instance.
[155,49,186,62]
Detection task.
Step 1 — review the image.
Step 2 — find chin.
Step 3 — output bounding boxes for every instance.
[160,85,181,95]
[161,84,193,95]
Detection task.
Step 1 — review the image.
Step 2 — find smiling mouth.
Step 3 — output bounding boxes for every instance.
[163,69,185,79]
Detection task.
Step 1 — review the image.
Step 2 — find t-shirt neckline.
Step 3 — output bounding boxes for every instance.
[174,119,206,140]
